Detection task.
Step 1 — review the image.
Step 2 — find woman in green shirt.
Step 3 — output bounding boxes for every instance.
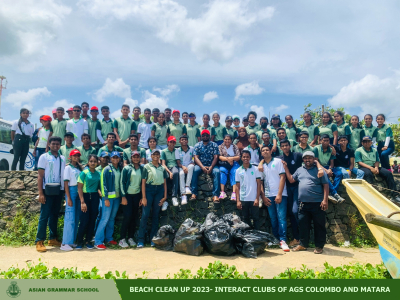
[349,115,365,151]
[200,114,212,131]
[298,111,319,146]
[94,151,122,249]
[151,112,168,150]
[222,116,238,140]
[319,112,338,145]
[284,115,300,141]
[376,114,394,170]
[363,114,378,141]
[76,154,101,249]
[119,151,143,248]
[137,149,168,248]
[333,111,351,144]
[211,113,224,145]
[245,111,261,135]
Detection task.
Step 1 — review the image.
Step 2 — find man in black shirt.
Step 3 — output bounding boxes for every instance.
[333,136,365,182]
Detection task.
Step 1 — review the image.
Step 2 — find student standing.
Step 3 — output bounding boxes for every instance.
[96,151,110,172]
[33,115,52,170]
[185,112,201,147]
[164,108,173,125]
[114,104,136,148]
[77,133,97,165]
[138,149,168,248]
[95,152,122,249]
[138,108,154,149]
[175,135,195,205]
[246,111,261,135]
[11,108,35,170]
[132,106,143,129]
[100,106,114,145]
[88,106,104,149]
[292,131,314,154]
[349,115,365,151]
[236,150,261,230]
[363,114,378,143]
[59,132,76,163]
[200,114,212,131]
[245,133,262,166]
[66,108,73,120]
[161,137,179,207]
[256,117,277,148]
[66,105,89,147]
[35,136,65,252]
[275,128,298,155]
[242,117,249,128]
[269,114,282,154]
[152,108,160,124]
[97,132,124,157]
[81,102,91,121]
[319,112,338,145]
[76,154,101,249]
[61,149,82,251]
[333,111,351,143]
[218,134,240,201]
[51,107,67,145]
[145,137,159,163]
[222,116,238,140]
[298,111,319,146]
[284,115,301,141]
[151,112,168,150]
[182,112,189,125]
[167,110,187,147]
[123,134,146,166]
[233,115,241,129]
[211,113,224,145]
[375,114,394,170]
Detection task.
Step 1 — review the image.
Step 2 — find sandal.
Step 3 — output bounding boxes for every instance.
[213,196,220,203]
[292,245,307,252]
[190,195,197,201]
[314,247,323,254]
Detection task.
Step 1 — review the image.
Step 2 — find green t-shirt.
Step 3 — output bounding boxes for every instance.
[100,118,114,141]
[211,123,224,142]
[59,144,76,163]
[185,123,201,147]
[165,119,173,126]
[97,145,124,157]
[222,127,238,140]
[161,148,177,168]
[151,123,168,146]
[133,118,143,130]
[167,122,187,147]
[245,123,261,135]
[122,147,146,163]
[336,122,351,137]
[292,144,314,154]
[77,145,97,165]
[113,166,121,198]
[125,166,142,195]
[256,129,276,144]
[363,125,378,139]
[313,144,336,166]
[355,146,379,167]
[376,124,393,143]
[77,169,101,193]
[200,125,212,132]
[319,123,337,138]
[142,162,168,185]
[277,139,298,155]
[113,116,137,143]
[349,126,365,151]
[87,119,102,144]
[269,126,279,140]
[285,125,301,141]
[50,119,67,145]
[96,165,105,172]
[298,124,319,144]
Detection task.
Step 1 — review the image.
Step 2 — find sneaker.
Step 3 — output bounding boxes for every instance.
[137,242,144,248]
[60,244,73,251]
[161,201,169,211]
[108,240,117,245]
[219,191,227,199]
[151,242,155,247]
[86,243,94,249]
[172,197,179,206]
[94,244,106,250]
[70,244,78,248]
[75,244,83,250]
[119,239,129,248]
[328,195,336,202]
[258,198,263,208]
[127,238,137,247]
[280,240,290,252]
[185,187,192,194]
[181,195,187,205]
[333,193,345,204]
[230,192,236,201]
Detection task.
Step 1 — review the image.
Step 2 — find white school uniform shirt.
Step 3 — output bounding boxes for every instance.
[175,146,194,167]
[66,118,88,147]
[138,122,154,148]
[37,127,51,148]
[262,157,287,198]
[235,165,261,202]
[63,164,82,186]
[38,152,66,190]
[11,120,35,137]
[245,145,261,166]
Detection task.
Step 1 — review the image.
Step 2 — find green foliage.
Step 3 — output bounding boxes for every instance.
[274,262,391,279]
[348,214,377,247]
[389,118,400,156]
[297,104,351,126]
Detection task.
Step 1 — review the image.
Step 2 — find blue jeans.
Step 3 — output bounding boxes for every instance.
[215,140,223,146]
[34,148,46,171]
[157,144,167,150]
[138,184,164,244]
[378,140,395,169]
[267,196,287,242]
[324,165,340,195]
[62,185,81,245]
[35,192,62,243]
[191,165,220,197]
[333,166,364,179]
[220,162,239,187]
[94,197,121,245]
[287,186,299,240]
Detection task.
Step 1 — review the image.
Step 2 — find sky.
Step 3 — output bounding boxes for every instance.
[1,0,400,125]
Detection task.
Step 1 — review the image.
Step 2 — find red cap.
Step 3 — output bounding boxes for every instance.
[67,107,73,112]
[90,106,99,111]
[40,115,52,122]
[167,136,177,142]
[52,109,57,113]
[201,129,210,135]
[172,110,180,115]
[69,149,81,157]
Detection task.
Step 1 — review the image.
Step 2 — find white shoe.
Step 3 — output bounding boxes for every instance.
[60,244,73,251]
[172,197,179,206]
[161,201,169,211]
[181,195,187,205]
[70,244,77,248]
[280,240,290,252]
[185,187,192,195]
[127,238,137,247]
[119,239,129,248]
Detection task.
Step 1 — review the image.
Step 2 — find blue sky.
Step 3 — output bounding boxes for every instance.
[1,0,400,125]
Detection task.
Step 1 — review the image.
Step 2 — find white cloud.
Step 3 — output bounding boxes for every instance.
[93,78,132,102]
[79,0,274,61]
[34,99,75,118]
[328,73,400,119]
[140,91,169,111]
[271,104,289,113]
[153,84,180,97]
[110,98,139,118]
[234,81,264,100]
[249,105,266,118]
[4,87,51,111]
[203,91,219,102]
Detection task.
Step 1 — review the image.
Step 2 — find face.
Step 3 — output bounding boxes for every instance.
[101,109,109,118]
[248,115,255,124]
[261,147,271,159]
[67,111,73,118]
[107,134,116,143]
[65,136,74,144]
[376,116,385,125]
[248,135,257,144]
[182,114,189,123]
[242,120,249,127]
[201,134,210,142]
[280,142,291,152]
[277,130,286,140]
[322,114,330,124]
[42,120,50,127]
[90,110,99,118]
[334,113,342,123]
[303,156,314,167]
[362,140,372,148]
[111,156,120,164]
[172,112,180,121]
[223,136,232,146]
[271,118,279,125]
[100,157,109,165]
[241,153,251,164]
[88,157,98,168]
[321,138,330,147]
[82,136,91,145]
[158,114,165,124]
[180,138,188,147]
[351,116,359,126]
[213,114,220,124]
[152,111,159,119]
[303,113,311,123]
[129,137,138,147]
[132,155,140,164]
[151,152,160,162]
[203,115,210,124]
[144,111,151,119]
[71,155,81,163]
[165,110,171,119]
[299,134,308,144]
[239,130,246,138]
[56,110,64,119]
[133,108,141,116]
[225,120,233,127]
[73,108,81,118]
[149,139,157,149]
[233,119,240,126]
[260,119,268,126]
[82,104,89,112]
[189,116,196,123]
[262,133,270,144]
[364,115,372,125]
[168,140,176,148]
[338,138,348,147]
[49,141,61,152]
[285,116,293,125]
[121,107,130,116]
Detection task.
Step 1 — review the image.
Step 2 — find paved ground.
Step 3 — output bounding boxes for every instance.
[0,245,381,278]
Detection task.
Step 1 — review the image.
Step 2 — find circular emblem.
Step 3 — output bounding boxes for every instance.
[345,155,348,159]
[291,160,295,164]
[6,281,21,298]
[25,152,34,169]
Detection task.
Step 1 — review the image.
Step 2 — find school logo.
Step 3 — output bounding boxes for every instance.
[251,171,254,175]
[6,281,21,298]
[345,155,348,159]
[291,160,295,164]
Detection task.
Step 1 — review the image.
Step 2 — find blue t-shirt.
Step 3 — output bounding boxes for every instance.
[193,141,220,167]
[292,166,329,203]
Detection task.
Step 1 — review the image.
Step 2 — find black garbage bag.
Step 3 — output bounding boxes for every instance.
[203,218,236,256]
[152,225,175,251]
[234,229,279,258]
[173,219,204,256]
[222,213,250,231]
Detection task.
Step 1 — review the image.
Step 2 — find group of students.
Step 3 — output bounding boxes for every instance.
[10,104,398,253]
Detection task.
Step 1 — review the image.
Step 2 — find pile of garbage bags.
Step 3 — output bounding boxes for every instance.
[152,213,278,258]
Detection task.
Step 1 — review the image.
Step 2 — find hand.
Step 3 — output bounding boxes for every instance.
[271,146,277,153]
[317,168,324,178]
[281,160,287,167]
[330,145,336,156]
[91,142,97,147]
[236,201,242,210]
[32,151,36,157]
[141,198,147,207]
[372,167,379,175]
[320,199,328,211]
[275,195,282,204]
[326,169,333,177]
[120,141,127,148]
[67,198,73,207]
[228,159,233,166]
[202,166,208,174]
[347,170,351,177]
[169,172,173,179]
[254,199,259,206]
[81,202,87,212]
[182,166,188,174]
[105,199,110,207]
[159,197,167,206]
[262,196,272,207]
[139,199,143,206]
[382,146,388,151]
[207,167,213,175]
[103,141,107,145]
[38,193,46,204]
[121,197,128,205]
[98,191,102,197]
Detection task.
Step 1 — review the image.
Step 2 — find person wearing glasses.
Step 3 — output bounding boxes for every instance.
[66,105,89,147]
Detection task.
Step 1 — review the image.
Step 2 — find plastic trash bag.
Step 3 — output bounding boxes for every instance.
[152,225,175,251]
[173,219,204,256]
[234,229,279,258]
[222,213,250,231]
[203,216,236,256]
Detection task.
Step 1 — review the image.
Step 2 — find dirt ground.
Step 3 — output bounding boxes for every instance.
[0,245,382,278]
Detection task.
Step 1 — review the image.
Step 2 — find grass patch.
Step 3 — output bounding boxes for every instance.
[348,214,377,247]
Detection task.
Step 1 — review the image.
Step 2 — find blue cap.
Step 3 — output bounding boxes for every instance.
[362,135,372,141]
[100,151,110,157]
[110,151,121,158]
[271,114,280,119]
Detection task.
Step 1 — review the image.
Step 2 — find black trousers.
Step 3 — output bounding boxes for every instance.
[298,202,326,248]
[120,192,141,240]
[76,192,100,244]
[241,201,260,230]
[12,134,30,170]
[360,167,396,194]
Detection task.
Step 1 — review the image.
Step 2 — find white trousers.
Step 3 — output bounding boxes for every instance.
[179,164,194,194]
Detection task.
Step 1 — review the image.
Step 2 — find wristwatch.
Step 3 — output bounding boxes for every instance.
[318,168,323,170]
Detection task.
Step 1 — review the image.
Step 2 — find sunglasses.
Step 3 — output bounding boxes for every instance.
[73,110,81,112]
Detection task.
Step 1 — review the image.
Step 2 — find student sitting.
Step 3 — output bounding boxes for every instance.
[123,134,146,166]
[256,117,277,148]
[59,132,76,164]
[77,133,96,165]
[161,136,180,207]
[292,131,314,154]
[275,127,297,155]
[244,133,262,166]
[175,136,195,205]
[375,114,395,170]
[333,135,364,180]
[218,134,240,201]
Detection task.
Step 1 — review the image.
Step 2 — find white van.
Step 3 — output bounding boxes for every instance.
[0,119,34,171]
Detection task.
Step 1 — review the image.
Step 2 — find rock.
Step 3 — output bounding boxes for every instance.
[0,178,6,190]
[7,178,25,190]
[23,176,37,188]
[330,219,342,225]
[0,219,6,230]
[329,224,347,233]
[0,172,9,178]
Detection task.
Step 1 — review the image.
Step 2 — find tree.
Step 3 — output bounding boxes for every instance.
[389,118,400,156]
[296,103,351,126]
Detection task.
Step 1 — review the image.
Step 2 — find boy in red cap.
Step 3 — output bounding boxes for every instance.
[167,110,187,147]
[34,115,53,170]
[88,106,104,150]
[66,108,73,120]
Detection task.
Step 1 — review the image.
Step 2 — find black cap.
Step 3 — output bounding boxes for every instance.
[64,132,74,138]
[271,114,280,119]
[242,117,248,122]
[225,116,233,121]
[152,108,160,113]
